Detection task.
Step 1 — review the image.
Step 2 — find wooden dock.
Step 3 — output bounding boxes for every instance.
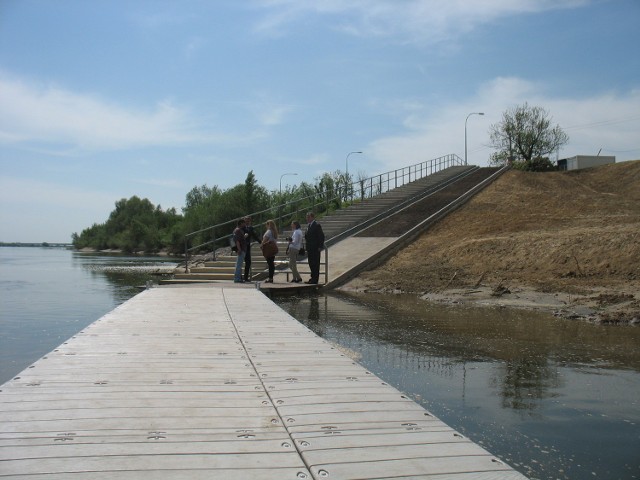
[0,285,527,479]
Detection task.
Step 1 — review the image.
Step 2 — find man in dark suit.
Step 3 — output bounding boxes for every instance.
[304,211,325,284]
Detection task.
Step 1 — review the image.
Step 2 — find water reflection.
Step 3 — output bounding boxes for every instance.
[72,251,178,303]
[0,248,179,384]
[274,291,640,480]
[495,357,561,411]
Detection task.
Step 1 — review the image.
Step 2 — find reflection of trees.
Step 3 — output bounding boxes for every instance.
[364,342,456,379]
[274,292,567,413]
[492,357,562,411]
[274,291,639,414]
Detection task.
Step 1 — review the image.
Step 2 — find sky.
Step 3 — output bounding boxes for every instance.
[1,0,639,243]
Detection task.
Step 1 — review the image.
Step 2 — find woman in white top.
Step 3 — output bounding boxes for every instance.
[287,221,303,283]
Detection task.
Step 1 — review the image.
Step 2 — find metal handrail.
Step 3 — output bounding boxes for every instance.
[183,153,464,270]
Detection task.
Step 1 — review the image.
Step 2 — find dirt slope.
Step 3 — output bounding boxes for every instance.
[345,160,640,324]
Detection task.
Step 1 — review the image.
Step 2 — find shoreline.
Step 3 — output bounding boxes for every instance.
[339,280,640,326]
[76,247,179,257]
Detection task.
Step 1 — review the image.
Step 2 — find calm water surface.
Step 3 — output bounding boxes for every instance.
[0,246,178,382]
[273,293,640,480]
[1,247,639,479]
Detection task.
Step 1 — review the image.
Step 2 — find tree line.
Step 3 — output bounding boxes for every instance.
[72,170,353,254]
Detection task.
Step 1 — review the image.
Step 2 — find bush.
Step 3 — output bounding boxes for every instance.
[513,156,557,172]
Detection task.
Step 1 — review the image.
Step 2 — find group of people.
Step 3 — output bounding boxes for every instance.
[232,212,325,284]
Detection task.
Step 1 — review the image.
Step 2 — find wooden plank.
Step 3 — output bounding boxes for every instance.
[0,415,286,434]
[0,469,309,480]
[0,438,300,460]
[301,442,491,464]
[0,452,307,475]
[307,456,518,479]
[0,431,289,447]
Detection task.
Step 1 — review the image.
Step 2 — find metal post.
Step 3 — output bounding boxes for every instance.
[345,151,362,203]
[323,247,329,285]
[184,237,189,273]
[279,172,298,195]
[465,112,484,165]
[345,151,362,179]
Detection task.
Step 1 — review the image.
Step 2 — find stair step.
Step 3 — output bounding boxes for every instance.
[174,273,234,281]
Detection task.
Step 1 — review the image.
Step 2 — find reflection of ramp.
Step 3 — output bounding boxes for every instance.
[325,166,508,289]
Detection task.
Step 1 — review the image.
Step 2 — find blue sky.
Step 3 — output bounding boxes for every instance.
[1,0,639,243]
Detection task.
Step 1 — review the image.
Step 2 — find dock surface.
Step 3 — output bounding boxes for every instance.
[0,285,527,479]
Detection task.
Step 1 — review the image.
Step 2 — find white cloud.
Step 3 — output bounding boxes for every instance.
[252,0,589,43]
[0,74,224,153]
[298,153,332,166]
[0,74,299,154]
[367,77,640,169]
[245,91,296,127]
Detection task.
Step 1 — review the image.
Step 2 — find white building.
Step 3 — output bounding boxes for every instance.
[557,155,615,171]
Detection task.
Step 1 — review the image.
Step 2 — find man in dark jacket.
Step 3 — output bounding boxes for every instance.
[242,216,261,281]
[304,212,325,284]
[233,219,246,283]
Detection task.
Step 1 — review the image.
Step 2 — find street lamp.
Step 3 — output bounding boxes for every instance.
[465,112,484,165]
[345,151,363,179]
[279,172,298,194]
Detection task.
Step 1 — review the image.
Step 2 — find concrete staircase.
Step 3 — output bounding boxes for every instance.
[167,253,272,283]
[320,165,475,245]
[163,165,478,284]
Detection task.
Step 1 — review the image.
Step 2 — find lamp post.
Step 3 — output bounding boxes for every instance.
[465,112,484,165]
[345,151,362,179]
[279,172,298,194]
[345,151,362,203]
[278,172,298,232]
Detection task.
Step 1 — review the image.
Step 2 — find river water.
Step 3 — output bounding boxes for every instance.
[1,247,639,479]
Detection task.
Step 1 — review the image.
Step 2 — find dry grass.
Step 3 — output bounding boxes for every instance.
[358,160,640,297]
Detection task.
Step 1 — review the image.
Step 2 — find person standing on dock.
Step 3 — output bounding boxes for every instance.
[287,221,303,283]
[242,216,260,282]
[261,220,278,283]
[305,212,325,284]
[233,219,246,283]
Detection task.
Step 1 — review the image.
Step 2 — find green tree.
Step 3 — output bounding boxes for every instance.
[243,170,261,213]
[489,103,569,171]
[180,172,271,252]
[184,185,220,211]
[72,196,184,253]
[73,223,108,250]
